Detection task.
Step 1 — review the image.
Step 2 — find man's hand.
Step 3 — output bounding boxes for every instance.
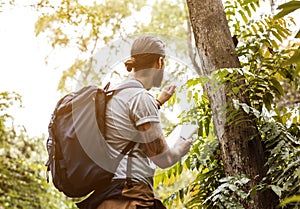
[157,85,176,105]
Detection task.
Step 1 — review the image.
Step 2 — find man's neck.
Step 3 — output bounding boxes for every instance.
[132,69,154,90]
[133,77,151,90]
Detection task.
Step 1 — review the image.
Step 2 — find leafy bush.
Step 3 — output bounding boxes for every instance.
[0,92,77,209]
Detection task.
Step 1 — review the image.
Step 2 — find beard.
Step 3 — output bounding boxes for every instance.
[152,68,164,88]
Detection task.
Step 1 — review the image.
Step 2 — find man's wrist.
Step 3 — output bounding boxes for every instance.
[156,99,163,109]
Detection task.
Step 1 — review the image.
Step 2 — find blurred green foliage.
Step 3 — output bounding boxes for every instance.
[0,92,77,208]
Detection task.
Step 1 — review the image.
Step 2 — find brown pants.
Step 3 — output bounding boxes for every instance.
[96,198,153,209]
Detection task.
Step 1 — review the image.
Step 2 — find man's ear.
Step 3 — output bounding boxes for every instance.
[158,57,164,69]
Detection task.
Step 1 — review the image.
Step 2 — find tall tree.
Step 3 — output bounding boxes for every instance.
[186,0,277,208]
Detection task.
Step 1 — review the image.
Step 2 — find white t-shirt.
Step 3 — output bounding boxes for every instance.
[105,79,162,187]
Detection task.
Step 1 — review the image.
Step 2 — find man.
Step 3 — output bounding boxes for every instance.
[79,36,193,209]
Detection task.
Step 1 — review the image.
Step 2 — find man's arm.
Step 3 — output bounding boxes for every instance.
[137,122,192,169]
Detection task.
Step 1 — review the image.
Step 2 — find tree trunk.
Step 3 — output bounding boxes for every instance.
[186,0,277,208]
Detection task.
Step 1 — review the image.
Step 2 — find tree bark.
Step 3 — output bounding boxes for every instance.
[186,0,277,208]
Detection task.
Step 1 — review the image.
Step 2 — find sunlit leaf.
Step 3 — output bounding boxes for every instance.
[274,1,300,19]
[280,195,300,206]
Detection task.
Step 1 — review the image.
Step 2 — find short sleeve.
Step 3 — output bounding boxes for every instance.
[129,91,160,127]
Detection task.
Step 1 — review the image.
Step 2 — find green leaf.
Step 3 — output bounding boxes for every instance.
[274,1,300,19]
[271,29,283,42]
[249,2,257,12]
[284,50,300,65]
[271,185,282,197]
[263,92,273,110]
[295,29,300,38]
[244,5,251,17]
[280,195,300,206]
[269,39,279,49]
[270,77,284,96]
[238,10,248,23]
[251,24,258,34]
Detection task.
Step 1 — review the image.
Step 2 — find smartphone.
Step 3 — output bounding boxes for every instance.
[166,124,198,147]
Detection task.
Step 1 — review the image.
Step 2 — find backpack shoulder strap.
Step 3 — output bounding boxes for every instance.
[114,140,136,162]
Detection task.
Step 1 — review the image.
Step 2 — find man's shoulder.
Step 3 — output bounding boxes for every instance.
[110,79,156,106]
[114,79,150,98]
[112,79,143,91]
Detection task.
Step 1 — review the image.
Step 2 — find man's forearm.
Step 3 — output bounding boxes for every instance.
[150,137,192,169]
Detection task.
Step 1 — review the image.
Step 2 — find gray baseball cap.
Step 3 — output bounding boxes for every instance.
[131,36,165,56]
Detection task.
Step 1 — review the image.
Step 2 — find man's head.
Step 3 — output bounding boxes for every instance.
[124,36,166,88]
